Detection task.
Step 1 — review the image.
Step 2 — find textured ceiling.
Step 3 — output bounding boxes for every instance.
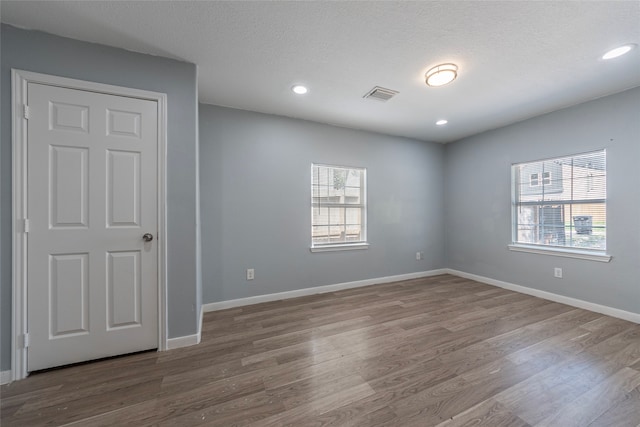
[2,1,639,143]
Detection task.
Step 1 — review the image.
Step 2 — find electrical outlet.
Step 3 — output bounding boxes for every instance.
[416,252,421,260]
[554,267,563,279]
[247,268,255,280]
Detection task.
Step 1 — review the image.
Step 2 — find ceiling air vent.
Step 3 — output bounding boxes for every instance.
[363,86,399,102]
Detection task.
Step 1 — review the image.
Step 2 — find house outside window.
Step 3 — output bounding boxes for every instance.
[311,164,367,251]
[530,171,551,187]
[512,150,606,252]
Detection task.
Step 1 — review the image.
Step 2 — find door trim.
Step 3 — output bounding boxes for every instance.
[11,69,168,381]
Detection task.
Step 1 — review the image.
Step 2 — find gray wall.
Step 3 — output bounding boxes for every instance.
[1,25,201,371]
[445,87,640,315]
[199,104,445,303]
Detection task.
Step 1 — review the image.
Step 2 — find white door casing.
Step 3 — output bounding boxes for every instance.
[12,70,167,379]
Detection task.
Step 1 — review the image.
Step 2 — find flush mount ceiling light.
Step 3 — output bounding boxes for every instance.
[292,85,308,94]
[602,44,636,60]
[425,63,458,87]
[436,119,448,126]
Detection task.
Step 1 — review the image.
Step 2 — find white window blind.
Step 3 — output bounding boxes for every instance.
[311,164,367,248]
[512,150,606,251]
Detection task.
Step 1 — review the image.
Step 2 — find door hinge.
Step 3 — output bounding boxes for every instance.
[24,218,30,233]
[23,333,30,348]
[23,104,30,120]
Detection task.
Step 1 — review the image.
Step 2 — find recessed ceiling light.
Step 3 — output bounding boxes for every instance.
[436,119,448,126]
[602,44,636,60]
[425,63,458,87]
[292,85,308,95]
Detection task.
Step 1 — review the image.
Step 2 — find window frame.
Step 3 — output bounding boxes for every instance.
[509,150,611,262]
[310,163,368,252]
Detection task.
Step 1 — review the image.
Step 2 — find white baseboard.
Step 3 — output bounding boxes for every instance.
[1,370,12,385]
[166,331,201,350]
[166,304,203,351]
[446,268,640,324]
[203,269,448,312]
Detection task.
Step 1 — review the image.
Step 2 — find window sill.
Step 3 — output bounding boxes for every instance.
[508,244,611,262]
[310,243,370,253]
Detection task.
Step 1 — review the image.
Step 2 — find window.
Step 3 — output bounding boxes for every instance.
[512,150,606,252]
[530,173,539,187]
[530,171,550,187]
[311,164,367,250]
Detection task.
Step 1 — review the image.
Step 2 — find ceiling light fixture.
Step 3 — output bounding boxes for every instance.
[602,44,636,60]
[436,119,448,126]
[425,63,458,87]
[292,85,308,94]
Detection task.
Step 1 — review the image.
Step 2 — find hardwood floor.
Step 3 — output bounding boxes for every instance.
[2,274,640,426]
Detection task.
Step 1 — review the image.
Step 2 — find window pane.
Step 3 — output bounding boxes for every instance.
[328,207,342,226]
[312,226,330,244]
[345,226,361,241]
[330,183,345,198]
[312,185,330,201]
[312,207,329,225]
[329,225,345,242]
[346,207,362,226]
[567,202,606,250]
[344,186,361,202]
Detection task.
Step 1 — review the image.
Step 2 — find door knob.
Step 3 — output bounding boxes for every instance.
[142,233,154,242]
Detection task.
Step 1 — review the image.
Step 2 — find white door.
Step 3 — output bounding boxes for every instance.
[27,82,159,371]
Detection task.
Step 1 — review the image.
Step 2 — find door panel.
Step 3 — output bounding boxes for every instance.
[49,101,89,133]
[27,82,158,371]
[107,150,141,227]
[49,253,89,337]
[107,250,142,329]
[49,146,89,228]
[107,109,142,138]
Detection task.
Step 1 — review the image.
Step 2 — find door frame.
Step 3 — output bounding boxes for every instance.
[11,69,168,381]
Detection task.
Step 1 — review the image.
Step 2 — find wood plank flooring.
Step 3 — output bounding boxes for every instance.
[2,274,640,426]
